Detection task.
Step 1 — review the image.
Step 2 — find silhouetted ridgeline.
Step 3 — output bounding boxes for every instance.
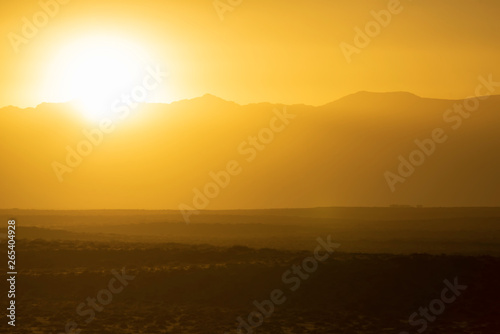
[1,93,499,209]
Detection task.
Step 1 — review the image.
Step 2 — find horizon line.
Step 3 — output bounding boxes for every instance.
[2,91,499,111]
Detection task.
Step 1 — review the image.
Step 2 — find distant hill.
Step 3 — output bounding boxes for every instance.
[1,92,499,209]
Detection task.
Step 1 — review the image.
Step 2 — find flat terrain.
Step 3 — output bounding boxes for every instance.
[1,240,499,333]
[1,208,499,333]
[2,207,500,254]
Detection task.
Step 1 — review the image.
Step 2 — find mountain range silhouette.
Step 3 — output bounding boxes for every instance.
[1,92,499,209]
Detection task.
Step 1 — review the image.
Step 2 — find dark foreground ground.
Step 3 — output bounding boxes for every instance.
[1,208,499,333]
[1,239,499,334]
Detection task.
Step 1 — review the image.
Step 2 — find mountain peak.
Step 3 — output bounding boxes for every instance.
[166,94,239,109]
[321,91,423,109]
[342,91,421,101]
[198,94,234,104]
[201,93,221,99]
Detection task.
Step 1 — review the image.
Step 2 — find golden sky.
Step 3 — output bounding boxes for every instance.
[1,0,500,108]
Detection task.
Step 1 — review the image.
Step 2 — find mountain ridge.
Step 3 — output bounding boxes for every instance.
[1,91,499,209]
[3,91,500,111]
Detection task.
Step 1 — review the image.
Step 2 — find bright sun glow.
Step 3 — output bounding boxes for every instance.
[49,35,152,120]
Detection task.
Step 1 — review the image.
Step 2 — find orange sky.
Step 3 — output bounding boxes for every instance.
[1,0,500,108]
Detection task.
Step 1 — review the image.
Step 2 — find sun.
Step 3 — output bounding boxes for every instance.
[49,35,152,120]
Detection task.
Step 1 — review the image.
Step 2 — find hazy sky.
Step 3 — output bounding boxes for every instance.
[1,0,500,108]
